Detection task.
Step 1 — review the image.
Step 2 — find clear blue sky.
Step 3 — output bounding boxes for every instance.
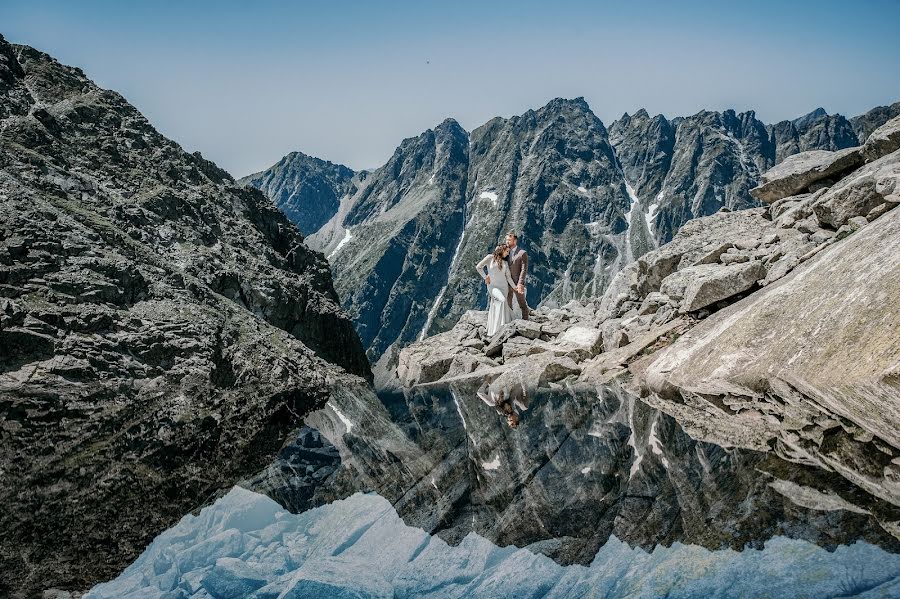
[3,0,899,176]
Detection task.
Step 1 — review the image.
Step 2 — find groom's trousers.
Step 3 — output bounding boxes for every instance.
[508,287,530,320]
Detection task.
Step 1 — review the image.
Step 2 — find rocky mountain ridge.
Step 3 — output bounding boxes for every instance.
[391,114,900,540]
[0,35,369,597]
[244,99,900,374]
[241,151,357,236]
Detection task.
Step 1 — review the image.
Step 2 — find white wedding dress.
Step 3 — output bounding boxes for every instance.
[476,254,517,336]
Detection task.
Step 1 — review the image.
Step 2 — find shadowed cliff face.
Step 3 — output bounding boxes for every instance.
[250,377,900,567]
[246,100,898,370]
[240,151,356,236]
[0,35,370,597]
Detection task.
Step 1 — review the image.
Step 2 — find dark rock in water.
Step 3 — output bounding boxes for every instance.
[239,151,356,236]
[0,35,369,597]
[242,425,341,513]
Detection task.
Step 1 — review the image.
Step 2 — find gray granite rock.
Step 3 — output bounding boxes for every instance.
[750,147,863,203]
[660,260,765,313]
[0,36,368,597]
[862,115,900,163]
[641,204,900,508]
[812,150,900,228]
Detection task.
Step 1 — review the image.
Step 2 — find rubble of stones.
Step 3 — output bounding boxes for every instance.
[399,113,900,393]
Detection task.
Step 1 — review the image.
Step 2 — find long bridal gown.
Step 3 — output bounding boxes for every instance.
[476,254,517,336]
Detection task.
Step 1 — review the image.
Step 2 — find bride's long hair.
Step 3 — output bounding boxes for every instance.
[492,244,508,268]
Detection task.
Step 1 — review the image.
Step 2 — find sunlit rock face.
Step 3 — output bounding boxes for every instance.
[86,487,900,599]
[245,101,899,370]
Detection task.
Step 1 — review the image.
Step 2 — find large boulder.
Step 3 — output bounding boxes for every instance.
[642,203,900,506]
[863,115,900,163]
[750,147,863,203]
[812,150,900,228]
[659,260,766,313]
[598,209,772,320]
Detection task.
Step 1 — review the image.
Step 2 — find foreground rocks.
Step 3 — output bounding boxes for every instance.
[399,123,900,537]
[0,36,368,597]
[642,203,900,508]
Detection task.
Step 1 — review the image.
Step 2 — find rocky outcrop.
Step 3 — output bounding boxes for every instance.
[811,150,900,228]
[749,147,863,203]
[642,201,900,507]
[239,151,356,236]
[862,114,900,163]
[768,107,859,163]
[0,35,369,597]
[248,100,898,371]
[851,101,900,143]
[391,139,900,541]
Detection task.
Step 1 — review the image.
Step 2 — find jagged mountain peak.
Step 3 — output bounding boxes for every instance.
[433,116,469,142]
[391,117,469,157]
[540,96,592,112]
[279,150,352,170]
[247,96,900,372]
[792,106,828,128]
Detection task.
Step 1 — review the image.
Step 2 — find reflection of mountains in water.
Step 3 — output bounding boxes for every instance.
[248,378,900,565]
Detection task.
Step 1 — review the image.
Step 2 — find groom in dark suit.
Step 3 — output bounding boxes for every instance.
[505,231,529,320]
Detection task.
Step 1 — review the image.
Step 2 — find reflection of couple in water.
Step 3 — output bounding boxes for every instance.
[476,374,529,428]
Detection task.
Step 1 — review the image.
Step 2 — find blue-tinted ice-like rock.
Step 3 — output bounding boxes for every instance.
[87,486,900,599]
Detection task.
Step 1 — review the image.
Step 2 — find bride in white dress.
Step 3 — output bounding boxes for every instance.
[476,244,517,336]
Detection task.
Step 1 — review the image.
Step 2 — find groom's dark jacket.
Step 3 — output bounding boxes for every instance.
[506,245,528,288]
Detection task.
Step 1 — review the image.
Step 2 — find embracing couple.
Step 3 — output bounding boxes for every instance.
[475,231,530,337]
